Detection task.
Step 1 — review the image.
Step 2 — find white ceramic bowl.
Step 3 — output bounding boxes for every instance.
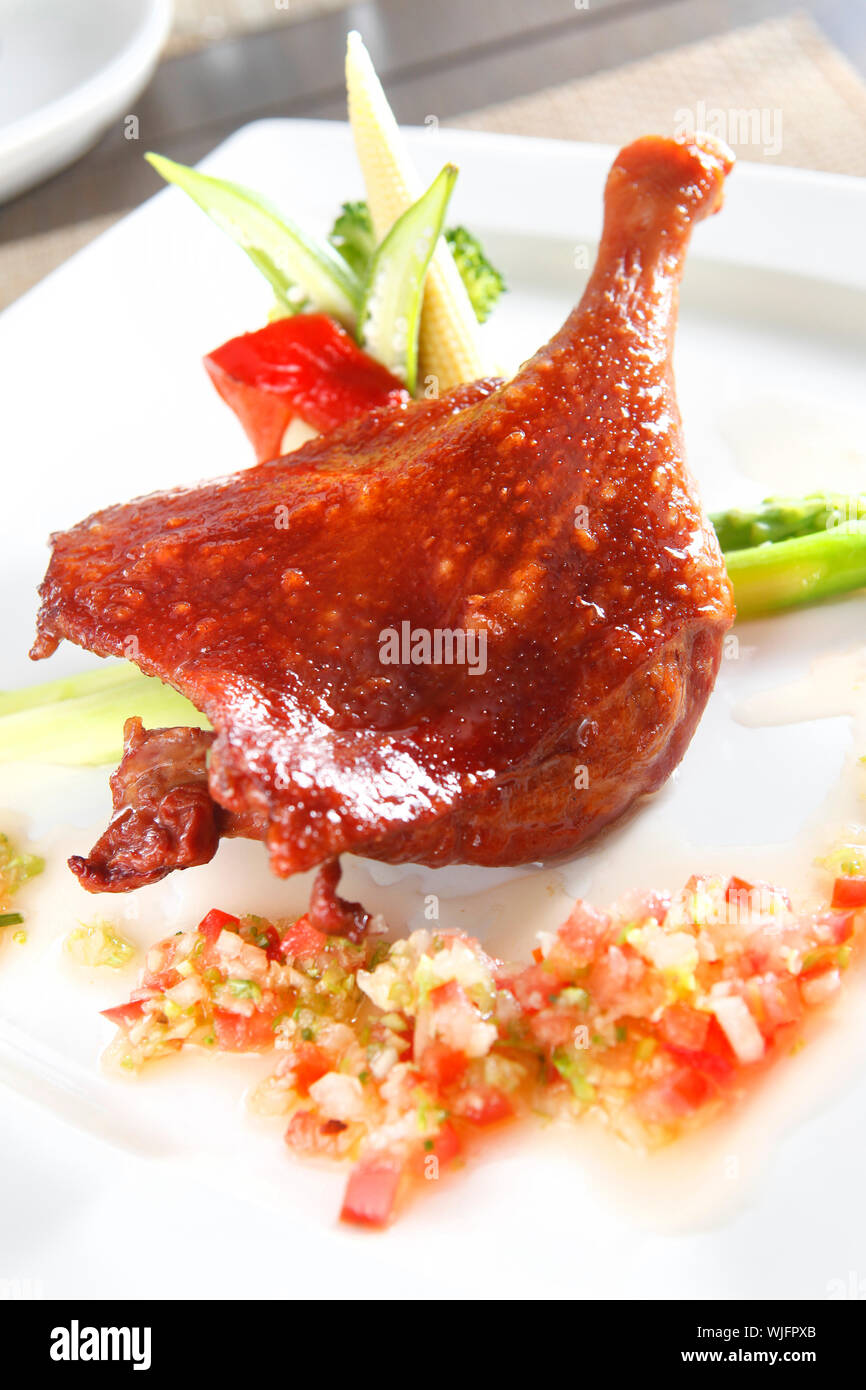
[0,0,173,204]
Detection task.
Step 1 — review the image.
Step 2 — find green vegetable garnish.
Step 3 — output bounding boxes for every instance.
[0,834,43,892]
[557,986,589,1009]
[359,164,457,392]
[0,665,204,766]
[819,844,866,877]
[723,521,866,620]
[0,912,24,928]
[551,1046,596,1103]
[227,978,262,1001]
[146,154,363,327]
[711,493,866,553]
[329,200,506,325]
[65,920,136,969]
[443,225,506,323]
[329,200,377,279]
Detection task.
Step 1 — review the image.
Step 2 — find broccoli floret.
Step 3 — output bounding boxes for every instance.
[329,200,507,324]
[444,225,506,323]
[329,200,377,279]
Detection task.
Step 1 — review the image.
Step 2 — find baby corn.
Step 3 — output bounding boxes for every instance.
[345,31,485,393]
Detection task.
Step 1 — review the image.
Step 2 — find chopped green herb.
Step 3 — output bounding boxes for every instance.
[227,978,262,1002]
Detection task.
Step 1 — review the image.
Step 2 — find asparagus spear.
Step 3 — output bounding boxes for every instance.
[710,493,866,552]
[724,520,866,619]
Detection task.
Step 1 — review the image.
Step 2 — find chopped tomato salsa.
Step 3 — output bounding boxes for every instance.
[101,866,866,1228]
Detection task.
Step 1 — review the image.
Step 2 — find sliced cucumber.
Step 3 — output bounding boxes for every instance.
[0,665,206,766]
[358,164,457,394]
[146,154,363,328]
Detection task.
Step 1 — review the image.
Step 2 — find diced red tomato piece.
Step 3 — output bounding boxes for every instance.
[659,1003,710,1052]
[260,925,283,960]
[428,979,461,1008]
[725,876,790,918]
[280,914,329,962]
[453,1086,513,1126]
[510,963,566,1012]
[204,314,407,463]
[751,974,802,1038]
[418,1040,468,1088]
[141,965,181,992]
[589,945,645,1009]
[823,909,856,944]
[213,1008,277,1052]
[667,1067,714,1111]
[528,1007,576,1050]
[725,875,754,903]
[198,908,240,944]
[341,1154,404,1228]
[662,1013,736,1082]
[831,876,866,910]
[409,1119,462,1176]
[427,1119,461,1166]
[638,890,672,924]
[101,1000,146,1028]
[662,1043,734,1083]
[556,902,610,966]
[638,1066,715,1123]
[244,922,282,960]
[290,1041,331,1093]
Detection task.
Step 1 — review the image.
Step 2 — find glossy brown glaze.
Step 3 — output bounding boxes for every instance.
[34,135,735,884]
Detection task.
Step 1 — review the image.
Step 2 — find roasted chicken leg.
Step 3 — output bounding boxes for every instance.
[33,134,735,891]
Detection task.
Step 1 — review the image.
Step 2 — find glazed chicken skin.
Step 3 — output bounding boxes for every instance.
[33,134,735,892]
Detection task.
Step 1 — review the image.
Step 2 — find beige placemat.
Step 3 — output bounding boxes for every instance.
[451,11,866,177]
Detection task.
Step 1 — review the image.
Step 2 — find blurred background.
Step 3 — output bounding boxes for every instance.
[1,0,865,311]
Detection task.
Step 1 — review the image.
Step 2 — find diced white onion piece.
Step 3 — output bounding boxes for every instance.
[431,995,497,1059]
[710,994,765,1063]
[309,1072,366,1122]
[800,969,841,1006]
[165,975,205,1008]
[280,417,319,454]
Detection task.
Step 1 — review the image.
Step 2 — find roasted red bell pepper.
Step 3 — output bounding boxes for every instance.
[204,313,407,462]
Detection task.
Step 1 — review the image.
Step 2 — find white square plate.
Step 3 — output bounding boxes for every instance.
[1,120,866,1299]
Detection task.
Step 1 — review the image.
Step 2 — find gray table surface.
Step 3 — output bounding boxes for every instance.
[2,0,865,295]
